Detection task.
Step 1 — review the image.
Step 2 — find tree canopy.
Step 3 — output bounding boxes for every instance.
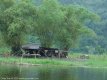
[0,0,37,55]
[0,0,100,55]
[33,0,99,51]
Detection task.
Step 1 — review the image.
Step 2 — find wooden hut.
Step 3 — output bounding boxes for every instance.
[39,47,59,57]
[22,44,67,58]
[22,44,40,58]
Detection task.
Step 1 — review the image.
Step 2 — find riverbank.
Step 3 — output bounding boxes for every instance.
[0,57,72,66]
[0,54,107,67]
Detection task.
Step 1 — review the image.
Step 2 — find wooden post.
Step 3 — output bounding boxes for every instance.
[58,50,62,58]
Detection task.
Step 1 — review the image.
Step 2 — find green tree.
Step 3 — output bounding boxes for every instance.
[60,0,107,53]
[0,0,37,55]
[34,0,64,48]
[33,0,99,53]
[55,5,99,54]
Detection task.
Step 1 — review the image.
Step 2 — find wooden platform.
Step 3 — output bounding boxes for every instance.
[22,54,37,58]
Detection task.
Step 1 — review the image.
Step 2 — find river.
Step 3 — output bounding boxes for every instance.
[0,64,107,80]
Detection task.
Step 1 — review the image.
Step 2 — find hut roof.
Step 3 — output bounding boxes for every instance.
[40,47,59,50]
[22,44,40,50]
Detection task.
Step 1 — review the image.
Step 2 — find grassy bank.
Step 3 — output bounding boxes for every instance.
[0,54,107,67]
[0,57,73,66]
[69,53,107,67]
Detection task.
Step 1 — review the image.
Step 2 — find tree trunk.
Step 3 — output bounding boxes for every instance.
[11,45,22,56]
[63,47,69,58]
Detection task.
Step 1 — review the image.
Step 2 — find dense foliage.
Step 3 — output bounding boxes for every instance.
[0,0,37,55]
[0,0,100,55]
[59,0,107,54]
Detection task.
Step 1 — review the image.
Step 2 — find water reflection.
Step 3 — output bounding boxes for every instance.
[0,64,107,80]
[0,64,20,80]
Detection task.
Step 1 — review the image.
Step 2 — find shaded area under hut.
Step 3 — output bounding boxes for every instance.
[22,44,67,58]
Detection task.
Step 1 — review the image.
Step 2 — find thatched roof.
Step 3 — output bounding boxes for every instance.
[40,47,59,50]
[22,44,59,50]
[22,44,40,50]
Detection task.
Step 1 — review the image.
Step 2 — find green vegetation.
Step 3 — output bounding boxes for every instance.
[0,0,107,68]
[0,47,10,55]
[0,0,37,55]
[0,57,72,66]
[0,0,99,56]
[59,0,107,54]
[0,54,107,67]
[69,54,107,67]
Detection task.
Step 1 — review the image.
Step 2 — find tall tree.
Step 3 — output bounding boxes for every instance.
[60,0,107,53]
[34,0,64,48]
[0,0,37,55]
[0,0,15,47]
[33,0,99,52]
[55,5,99,54]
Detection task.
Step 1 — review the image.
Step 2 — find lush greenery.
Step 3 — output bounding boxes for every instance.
[59,0,107,54]
[33,0,107,54]
[0,54,107,67]
[0,0,99,56]
[0,0,37,55]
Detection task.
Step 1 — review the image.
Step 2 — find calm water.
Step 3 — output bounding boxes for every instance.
[0,64,107,80]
